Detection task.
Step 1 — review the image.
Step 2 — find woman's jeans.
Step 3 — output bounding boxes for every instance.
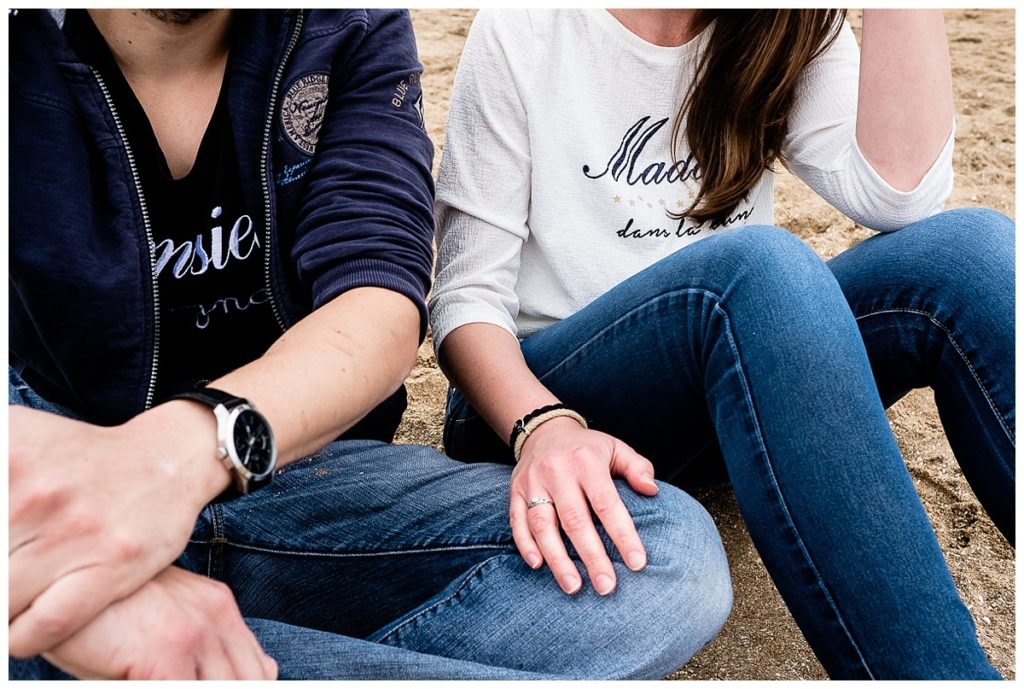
[7,371,731,680]
[445,208,1014,680]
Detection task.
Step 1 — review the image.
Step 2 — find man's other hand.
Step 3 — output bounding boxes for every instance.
[9,404,225,657]
[42,566,277,680]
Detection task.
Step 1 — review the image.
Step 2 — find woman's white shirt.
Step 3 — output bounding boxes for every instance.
[429,9,955,350]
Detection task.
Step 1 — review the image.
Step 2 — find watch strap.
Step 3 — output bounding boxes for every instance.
[170,387,247,410]
[169,387,273,502]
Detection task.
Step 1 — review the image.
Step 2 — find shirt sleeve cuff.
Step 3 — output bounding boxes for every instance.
[847,118,956,232]
[429,304,519,358]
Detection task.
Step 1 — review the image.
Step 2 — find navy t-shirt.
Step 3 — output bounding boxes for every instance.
[65,10,282,402]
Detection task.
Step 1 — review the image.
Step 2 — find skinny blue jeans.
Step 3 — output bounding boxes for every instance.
[7,369,731,680]
[445,208,1014,679]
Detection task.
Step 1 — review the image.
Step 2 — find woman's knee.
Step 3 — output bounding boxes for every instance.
[897,205,1007,256]
[900,207,1012,265]
[713,223,821,267]
[925,206,1013,238]
[689,224,836,300]
[852,208,1014,310]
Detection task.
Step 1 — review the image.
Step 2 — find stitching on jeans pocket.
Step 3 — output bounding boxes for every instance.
[443,416,464,453]
[373,554,508,645]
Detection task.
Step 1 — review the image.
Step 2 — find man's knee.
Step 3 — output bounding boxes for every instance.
[614,484,733,676]
[631,484,732,629]
[518,484,731,679]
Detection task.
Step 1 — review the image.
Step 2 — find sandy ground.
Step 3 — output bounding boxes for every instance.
[400,9,1016,679]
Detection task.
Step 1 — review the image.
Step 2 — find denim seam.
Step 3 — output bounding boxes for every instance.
[854,307,1015,446]
[373,554,507,644]
[534,287,722,383]
[186,539,515,559]
[714,301,876,678]
[209,504,226,580]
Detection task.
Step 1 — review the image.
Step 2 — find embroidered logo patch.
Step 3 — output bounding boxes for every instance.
[281,73,329,155]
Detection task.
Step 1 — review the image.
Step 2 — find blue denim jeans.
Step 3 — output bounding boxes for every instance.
[7,369,731,680]
[445,208,1014,680]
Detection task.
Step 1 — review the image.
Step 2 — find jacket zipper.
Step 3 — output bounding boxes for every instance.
[89,12,301,409]
[261,10,305,332]
[92,69,161,410]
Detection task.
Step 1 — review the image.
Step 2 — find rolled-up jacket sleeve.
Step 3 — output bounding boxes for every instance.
[291,10,435,338]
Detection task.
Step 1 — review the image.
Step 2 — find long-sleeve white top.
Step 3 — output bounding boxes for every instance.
[429,9,955,350]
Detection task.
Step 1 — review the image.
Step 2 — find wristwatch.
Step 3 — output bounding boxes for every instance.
[170,387,277,497]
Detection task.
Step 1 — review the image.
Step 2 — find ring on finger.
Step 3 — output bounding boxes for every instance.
[526,496,554,510]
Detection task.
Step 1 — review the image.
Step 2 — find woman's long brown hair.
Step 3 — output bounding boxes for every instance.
[671,9,847,226]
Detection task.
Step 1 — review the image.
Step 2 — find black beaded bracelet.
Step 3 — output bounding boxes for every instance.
[509,403,568,449]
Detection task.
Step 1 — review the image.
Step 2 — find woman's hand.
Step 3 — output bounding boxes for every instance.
[436,323,660,595]
[508,417,660,595]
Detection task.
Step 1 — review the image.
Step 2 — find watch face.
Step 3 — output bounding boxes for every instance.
[231,409,275,477]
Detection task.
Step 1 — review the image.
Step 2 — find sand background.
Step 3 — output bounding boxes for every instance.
[399,9,1016,679]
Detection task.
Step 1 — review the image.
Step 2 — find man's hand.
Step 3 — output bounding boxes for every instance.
[8,403,227,658]
[10,289,421,660]
[42,566,277,680]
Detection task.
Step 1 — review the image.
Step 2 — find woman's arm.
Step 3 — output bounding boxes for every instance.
[856,10,954,191]
[439,323,558,442]
[781,14,955,231]
[431,12,658,597]
[429,10,533,351]
[439,325,659,599]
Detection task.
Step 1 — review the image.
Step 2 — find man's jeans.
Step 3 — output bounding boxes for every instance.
[7,370,731,679]
[446,209,1014,679]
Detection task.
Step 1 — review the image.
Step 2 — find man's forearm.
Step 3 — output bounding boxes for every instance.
[142,286,421,502]
[8,288,420,659]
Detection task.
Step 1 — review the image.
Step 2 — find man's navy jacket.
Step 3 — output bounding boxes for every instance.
[10,9,435,437]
